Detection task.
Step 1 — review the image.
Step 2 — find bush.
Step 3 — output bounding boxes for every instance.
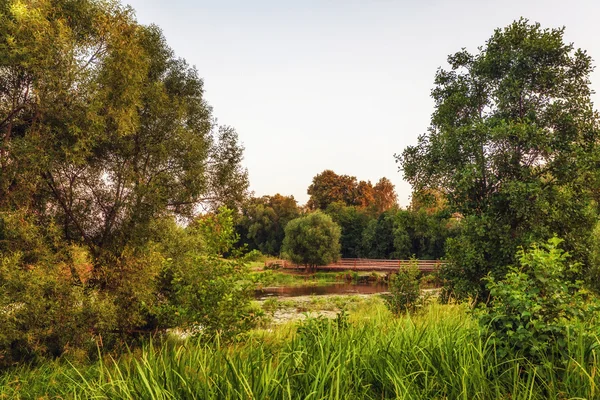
[242,249,265,263]
[282,212,341,270]
[477,237,598,361]
[385,260,422,314]
[158,208,260,341]
[0,213,117,367]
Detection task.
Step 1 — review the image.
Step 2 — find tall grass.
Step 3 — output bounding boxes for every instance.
[2,302,599,399]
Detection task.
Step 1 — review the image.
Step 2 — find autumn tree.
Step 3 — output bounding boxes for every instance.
[397,19,600,298]
[372,177,398,213]
[307,170,357,210]
[307,170,397,212]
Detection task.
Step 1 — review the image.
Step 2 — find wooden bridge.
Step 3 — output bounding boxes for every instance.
[265,258,445,272]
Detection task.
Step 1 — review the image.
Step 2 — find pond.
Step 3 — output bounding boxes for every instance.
[255,282,389,299]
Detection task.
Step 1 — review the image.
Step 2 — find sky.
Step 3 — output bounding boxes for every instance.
[125,0,600,207]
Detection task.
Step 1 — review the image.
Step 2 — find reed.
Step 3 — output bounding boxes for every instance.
[2,302,599,399]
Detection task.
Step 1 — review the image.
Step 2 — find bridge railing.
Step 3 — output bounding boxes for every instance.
[264,258,445,272]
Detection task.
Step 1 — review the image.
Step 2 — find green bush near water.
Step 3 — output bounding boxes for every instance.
[385,260,422,314]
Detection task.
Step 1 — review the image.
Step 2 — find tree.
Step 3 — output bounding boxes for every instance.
[325,202,372,258]
[409,189,447,215]
[307,170,358,210]
[354,180,375,208]
[361,210,398,259]
[236,194,300,255]
[0,0,248,260]
[0,0,252,361]
[307,170,398,212]
[397,19,600,298]
[282,212,341,270]
[373,178,398,213]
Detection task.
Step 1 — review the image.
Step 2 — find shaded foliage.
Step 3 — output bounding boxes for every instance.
[235,194,300,255]
[477,238,598,362]
[0,0,252,366]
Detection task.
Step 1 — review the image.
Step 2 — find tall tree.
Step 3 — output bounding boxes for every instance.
[307,170,398,212]
[0,0,251,355]
[397,19,600,297]
[372,177,398,213]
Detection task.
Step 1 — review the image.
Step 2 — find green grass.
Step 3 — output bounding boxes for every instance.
[251,270,387,288]
[251,270,351,287]
[3,301,600,399]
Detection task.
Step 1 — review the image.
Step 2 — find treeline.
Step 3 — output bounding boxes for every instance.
[235,170,456,260]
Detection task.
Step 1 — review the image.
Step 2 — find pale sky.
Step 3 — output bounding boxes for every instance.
[125,0,600,207]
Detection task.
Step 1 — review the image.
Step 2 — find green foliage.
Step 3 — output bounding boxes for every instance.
[385,260,422,314]
[588,219,600,292]
[398,19,600,298]
[282,212,341,269]
[6,303,600,399]
[157,208,258,340]
[0,0,253,364]
[236,194,300,255]
[0,212,115,367]
[359,208,454,260]
[325,202,372,258]
[242,249,265,263]
[361,210,397,258]
[478,237,598,361]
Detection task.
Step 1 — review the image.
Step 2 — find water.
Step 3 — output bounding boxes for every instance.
[255,282,389,299]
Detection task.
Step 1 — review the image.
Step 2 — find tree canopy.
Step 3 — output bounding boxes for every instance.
[282,212,341,270]
[307,170,398,212]
[236,194,300,255]
[0,0,248,259]
[397,19,600,297]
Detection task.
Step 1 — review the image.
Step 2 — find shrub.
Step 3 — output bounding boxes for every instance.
[158,208,260,340]
[477,237,598,361]
[0,213,118,367]
[242,249,265,263]
[385,260,422,314]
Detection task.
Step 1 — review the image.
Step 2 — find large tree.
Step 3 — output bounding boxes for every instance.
[307,169,398,212]
[0,0,251,360]
[307,170,358,210]
[0,0,248,262]
[397,19,600,297]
